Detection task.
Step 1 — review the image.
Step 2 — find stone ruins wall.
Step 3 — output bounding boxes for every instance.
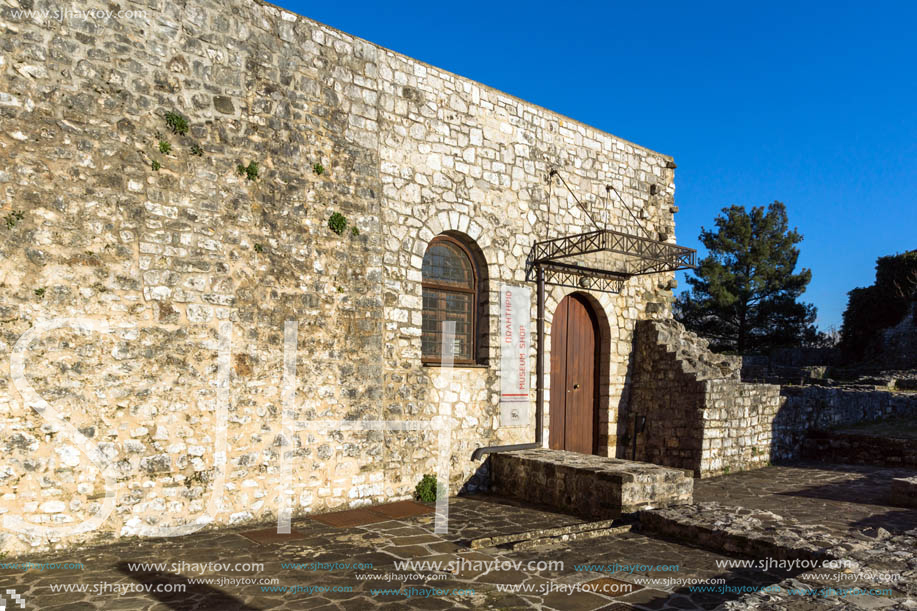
[631,319,917,474]
[0,0,677,553]
[629,320,781,477]
[802,432,917,468]
[773,385,917,461]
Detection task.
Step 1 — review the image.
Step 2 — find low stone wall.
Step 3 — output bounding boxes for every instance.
[772,386,917,461]
[490,448,693,520]
[740,348,838,384]
[802,432,917,468]
[629,320,781,477]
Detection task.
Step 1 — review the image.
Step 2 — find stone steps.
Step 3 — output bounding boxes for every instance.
[509,523,633,551]
[467,517,628,549]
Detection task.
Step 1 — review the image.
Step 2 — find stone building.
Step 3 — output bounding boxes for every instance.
[0,0,700,553]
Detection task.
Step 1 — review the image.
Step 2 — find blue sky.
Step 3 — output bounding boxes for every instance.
[277,1,917,330]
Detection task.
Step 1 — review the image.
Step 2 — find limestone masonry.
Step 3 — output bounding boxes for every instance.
[0,0,680,553]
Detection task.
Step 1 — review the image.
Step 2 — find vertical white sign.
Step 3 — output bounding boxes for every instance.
[500,284,531,426]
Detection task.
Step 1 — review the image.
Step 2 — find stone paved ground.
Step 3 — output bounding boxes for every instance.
[694,461,917,536]
[1,462,914,610]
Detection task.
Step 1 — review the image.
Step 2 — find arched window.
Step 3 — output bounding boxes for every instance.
[422,235,477,364]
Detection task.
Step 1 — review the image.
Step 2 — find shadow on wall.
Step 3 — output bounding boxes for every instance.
[615,340,639,461]
[459,455,491,495]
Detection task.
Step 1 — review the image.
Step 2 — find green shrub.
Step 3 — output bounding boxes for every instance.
[414,474,437,503]
[313,163,324,175]
[158,140,171,154]
[328,212,347,235]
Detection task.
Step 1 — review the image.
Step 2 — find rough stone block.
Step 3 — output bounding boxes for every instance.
[491,448,693,520]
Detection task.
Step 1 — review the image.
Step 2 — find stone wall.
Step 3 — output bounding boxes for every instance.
[630,321,917,474]
[0,0,677,554]
[628,320,781,477]
[802,432,917,468]
[740,348,838,384]
[772,386,917,461]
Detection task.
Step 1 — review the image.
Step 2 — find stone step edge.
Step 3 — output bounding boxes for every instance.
[638,506,832,563]
[467,518,623,549]
[509,524,633,551]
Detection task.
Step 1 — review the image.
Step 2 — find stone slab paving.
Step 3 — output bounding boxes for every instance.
[1,463,914,610]
[689,463,917,610]
[694,462,917,536]
[0,495,793,611]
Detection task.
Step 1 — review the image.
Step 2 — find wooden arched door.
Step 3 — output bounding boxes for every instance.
[549,294,599,454]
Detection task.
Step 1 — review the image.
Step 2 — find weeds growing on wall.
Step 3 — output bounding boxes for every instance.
[237,161,260,181]
[164,111,189,135]
[328,212,347,235]
[4,210,24,229]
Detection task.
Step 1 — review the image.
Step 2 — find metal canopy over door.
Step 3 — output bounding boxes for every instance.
[549,294,599,454]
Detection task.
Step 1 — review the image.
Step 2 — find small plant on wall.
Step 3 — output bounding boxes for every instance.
[4,210,25,229]
[414,474,437,503]
[237,161,260,181]
[328,212,347,235]
[147,112,198,172]
[164,111,189,135]
[313,162,324,175]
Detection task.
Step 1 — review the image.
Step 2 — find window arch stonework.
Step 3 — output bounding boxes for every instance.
[421,234,484,365]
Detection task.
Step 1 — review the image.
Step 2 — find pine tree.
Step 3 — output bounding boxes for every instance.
[675,201,817,353]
